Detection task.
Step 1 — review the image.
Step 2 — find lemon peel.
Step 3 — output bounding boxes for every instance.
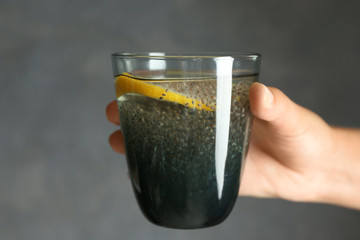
[115,73,214,111]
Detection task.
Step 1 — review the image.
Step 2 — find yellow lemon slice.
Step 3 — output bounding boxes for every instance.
[115,73,214,111]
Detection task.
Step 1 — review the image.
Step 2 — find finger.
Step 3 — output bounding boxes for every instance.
[109,130,125,154]
[249,82,319,137]
[106,100,120,125]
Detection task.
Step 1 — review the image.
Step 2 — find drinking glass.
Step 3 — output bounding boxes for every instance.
[111,52,261,229]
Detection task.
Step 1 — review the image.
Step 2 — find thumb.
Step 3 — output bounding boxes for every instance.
[249,82,316,137]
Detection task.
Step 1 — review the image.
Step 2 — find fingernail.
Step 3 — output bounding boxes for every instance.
[263,84,274,105]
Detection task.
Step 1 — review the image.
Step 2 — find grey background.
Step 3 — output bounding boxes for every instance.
[1,0,360,239]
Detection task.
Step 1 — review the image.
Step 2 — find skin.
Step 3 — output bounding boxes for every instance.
[106,82,360,210]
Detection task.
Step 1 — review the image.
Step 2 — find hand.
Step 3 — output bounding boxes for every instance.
[239,83,333,202]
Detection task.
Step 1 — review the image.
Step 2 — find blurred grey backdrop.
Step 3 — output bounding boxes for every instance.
[1,0,360,239]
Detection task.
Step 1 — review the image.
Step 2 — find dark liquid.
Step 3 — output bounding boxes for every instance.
[117,77,254,229]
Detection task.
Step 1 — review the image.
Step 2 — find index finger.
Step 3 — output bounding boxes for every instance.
[106,100,120,125]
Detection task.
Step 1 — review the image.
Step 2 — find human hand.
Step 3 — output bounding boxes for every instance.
[239,83,333,202]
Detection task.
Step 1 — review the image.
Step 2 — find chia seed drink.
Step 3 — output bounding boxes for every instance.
[116,75,256,229]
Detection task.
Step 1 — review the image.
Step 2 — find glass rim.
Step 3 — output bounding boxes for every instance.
[111,52,261,59]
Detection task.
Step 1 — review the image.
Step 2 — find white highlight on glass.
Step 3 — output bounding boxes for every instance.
[215,57,234,199]
[149,52,166,70]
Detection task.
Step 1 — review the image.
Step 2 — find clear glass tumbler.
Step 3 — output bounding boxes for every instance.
[111,52,261,229]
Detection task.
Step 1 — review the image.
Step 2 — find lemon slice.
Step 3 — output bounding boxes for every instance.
[115,73,214,111]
